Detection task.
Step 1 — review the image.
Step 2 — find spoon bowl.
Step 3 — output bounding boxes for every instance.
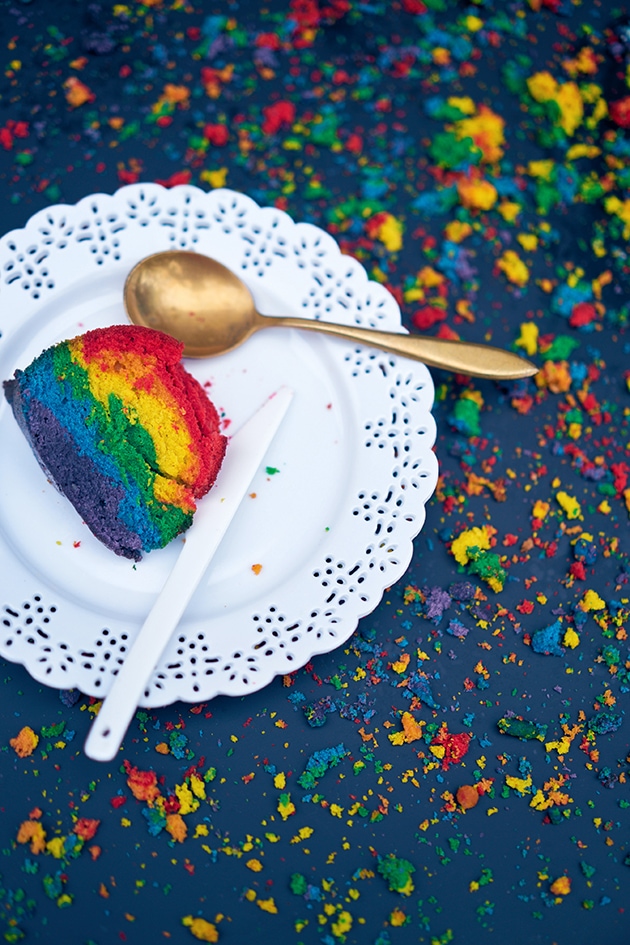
[124,251,259,357]
[124,250,537,379]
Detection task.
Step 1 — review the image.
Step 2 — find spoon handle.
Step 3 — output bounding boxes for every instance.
[83,388,294,762]
[266,317,536,380]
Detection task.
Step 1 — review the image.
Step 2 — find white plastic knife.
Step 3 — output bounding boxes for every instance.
[84,386,294,762]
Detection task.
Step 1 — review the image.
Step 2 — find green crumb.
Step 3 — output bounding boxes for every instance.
[40,721,66,739]
[450,397,481,437]
[539,335,580,361]
[289,872,308,895]
[466,549,506,593]
[377,853,415,896]
[497,717,548,741]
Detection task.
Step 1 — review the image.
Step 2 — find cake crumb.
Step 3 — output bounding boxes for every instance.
[10,726,39,758]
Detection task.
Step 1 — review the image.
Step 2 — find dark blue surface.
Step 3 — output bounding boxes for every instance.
[1,2,630,943]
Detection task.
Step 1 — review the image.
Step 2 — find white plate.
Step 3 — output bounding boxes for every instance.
[0,184,438,706]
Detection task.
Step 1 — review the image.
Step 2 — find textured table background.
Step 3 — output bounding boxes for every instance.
[1,1,630,943]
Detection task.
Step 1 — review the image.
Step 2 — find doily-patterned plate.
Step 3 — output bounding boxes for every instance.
[0,184,438,707]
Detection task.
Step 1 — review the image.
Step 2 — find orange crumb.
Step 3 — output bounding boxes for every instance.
[456,784,480,810]
[10,726,39,758]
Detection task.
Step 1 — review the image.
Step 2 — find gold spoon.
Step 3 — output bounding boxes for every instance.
[123,250,537,380]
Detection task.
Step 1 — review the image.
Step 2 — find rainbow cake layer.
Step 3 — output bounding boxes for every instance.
[4,325,227,561]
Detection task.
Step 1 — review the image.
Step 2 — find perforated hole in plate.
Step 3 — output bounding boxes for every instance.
[2,595,57,647]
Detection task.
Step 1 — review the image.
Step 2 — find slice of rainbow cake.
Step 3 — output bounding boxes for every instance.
[4,325,227,560]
